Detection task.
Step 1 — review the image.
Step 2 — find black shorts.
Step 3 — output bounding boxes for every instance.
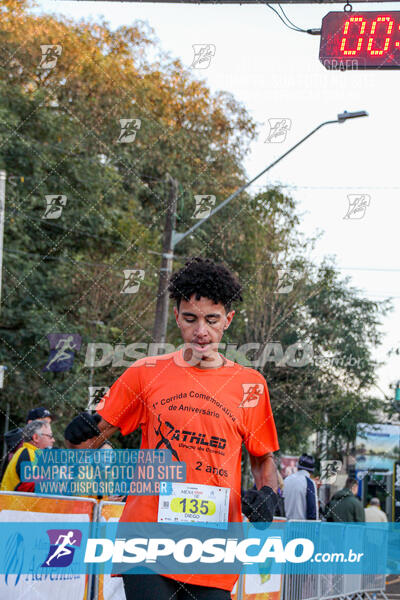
[122,574,232,600]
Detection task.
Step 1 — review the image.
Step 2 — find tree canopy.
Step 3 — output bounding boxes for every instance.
[0,0,391,460]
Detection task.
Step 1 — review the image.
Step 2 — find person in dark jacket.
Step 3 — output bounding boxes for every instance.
[326,477,365,522]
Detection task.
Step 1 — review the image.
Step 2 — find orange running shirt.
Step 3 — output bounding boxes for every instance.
[98,350,279,591]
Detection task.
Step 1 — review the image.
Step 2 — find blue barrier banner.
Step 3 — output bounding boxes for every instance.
[20,449,186,496]
[1,522,399,576]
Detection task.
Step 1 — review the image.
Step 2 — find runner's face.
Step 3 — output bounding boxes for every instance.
[174,295,234,365]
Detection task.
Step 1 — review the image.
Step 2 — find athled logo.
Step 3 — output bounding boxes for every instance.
[240,383,263,408]
[42,529,82,567]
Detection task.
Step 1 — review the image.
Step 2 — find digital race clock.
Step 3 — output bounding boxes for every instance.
[320,11,400,70]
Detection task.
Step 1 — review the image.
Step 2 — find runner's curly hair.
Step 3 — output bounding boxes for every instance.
[168,257,243,311]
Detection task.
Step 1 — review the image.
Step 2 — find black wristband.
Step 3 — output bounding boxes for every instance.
[241,485,278,522]
[64,412,101,445]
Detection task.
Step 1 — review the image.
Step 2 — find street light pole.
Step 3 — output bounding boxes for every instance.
[153,110,368,343]
[172,111,368,248]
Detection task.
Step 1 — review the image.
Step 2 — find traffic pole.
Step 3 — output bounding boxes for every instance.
[0,171,8,463]
[0,170,5,310]
[152,174,178,344]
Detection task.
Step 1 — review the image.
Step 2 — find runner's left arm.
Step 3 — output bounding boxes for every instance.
[249,452,278,492]
[241,378,280,522]
[242,453,279,522]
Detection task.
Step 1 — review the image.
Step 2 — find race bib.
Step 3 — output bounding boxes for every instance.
[158,482,230,527]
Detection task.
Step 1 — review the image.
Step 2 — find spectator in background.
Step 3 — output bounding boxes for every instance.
[365,497,388,523]
[4,407,54,466]
[1,420,55,492]
[26,407,53,424]
[283,454,318,520]
[326,477,365,522]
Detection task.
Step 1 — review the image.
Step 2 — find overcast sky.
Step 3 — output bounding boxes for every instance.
[32,0,400,401]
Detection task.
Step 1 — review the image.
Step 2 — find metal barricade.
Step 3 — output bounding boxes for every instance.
[281,520,389,600]
[319,574,344,599]
[282,520,321,600]
[361,574,388,600]
[283,573,320,600]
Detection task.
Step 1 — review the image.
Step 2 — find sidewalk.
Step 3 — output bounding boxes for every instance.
[386,574,400,598]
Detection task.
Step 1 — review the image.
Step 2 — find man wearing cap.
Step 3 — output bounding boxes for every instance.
[283,453,318,520]
[1,420,55,492]
[3,407,53,467]
[26,406,53,424]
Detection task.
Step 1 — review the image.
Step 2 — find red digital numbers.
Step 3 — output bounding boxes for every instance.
[340,17,366,55]
[340,15,395,56]
[320,11,400,69]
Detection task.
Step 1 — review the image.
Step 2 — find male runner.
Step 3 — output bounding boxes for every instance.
[65,257,279,600]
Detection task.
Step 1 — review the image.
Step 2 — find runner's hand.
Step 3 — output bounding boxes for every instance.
[241,485,278,522]
[64,412,101,445]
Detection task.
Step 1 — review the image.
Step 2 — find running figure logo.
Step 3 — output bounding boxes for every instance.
[191,44,216,69]
[42,529,82,567]
[239,383,264,408]
[320,460,342,484]
[154,414,180,461]
[42,195,67,220]
[116,119,141,143]
[39,45,62,70]
[120,269,145,294]
[43,333,82,372]
[193,195,216,219]
[276,269,299,294]
[87,386,110,411]
[265,118,291,143]
[343,194,370,220]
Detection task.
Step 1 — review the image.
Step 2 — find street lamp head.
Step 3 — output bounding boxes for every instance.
[337,110,368,123]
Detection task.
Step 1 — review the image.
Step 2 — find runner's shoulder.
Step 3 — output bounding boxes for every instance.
[230,362,268,385]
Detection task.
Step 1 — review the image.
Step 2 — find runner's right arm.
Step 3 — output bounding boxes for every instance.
[64,413,118,449]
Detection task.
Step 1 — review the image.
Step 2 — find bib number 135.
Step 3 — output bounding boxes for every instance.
[171,497,216,516]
